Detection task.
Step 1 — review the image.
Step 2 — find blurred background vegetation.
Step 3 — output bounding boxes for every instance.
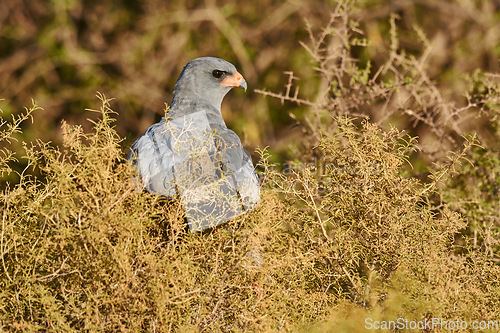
[1,0,500,331]
[1,0,498,160]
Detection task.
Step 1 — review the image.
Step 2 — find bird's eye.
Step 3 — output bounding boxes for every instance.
[212,70,224,78]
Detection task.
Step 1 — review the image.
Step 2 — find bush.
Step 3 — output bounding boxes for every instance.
[1,94,499,331]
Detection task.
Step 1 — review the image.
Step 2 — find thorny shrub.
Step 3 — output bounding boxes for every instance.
[254,0,499,331]
[1,96,498,331]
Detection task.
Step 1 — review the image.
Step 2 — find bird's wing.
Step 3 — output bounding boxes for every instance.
[128,121,176,196]
[212,127,260,210]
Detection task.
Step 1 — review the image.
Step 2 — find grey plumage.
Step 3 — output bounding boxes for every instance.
[128,57,259,231]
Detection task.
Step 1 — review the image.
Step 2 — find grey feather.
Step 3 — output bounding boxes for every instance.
[128,57,259,231]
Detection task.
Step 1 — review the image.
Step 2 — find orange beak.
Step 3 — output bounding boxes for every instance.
[219,71,247,91]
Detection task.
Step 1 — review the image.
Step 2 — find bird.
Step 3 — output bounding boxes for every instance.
[128,57,260,232]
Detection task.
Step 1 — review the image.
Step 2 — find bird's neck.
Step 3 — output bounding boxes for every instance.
[170,95,218,113]
[168,96,227,127]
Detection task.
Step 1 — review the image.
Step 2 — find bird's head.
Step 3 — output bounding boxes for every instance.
[172,57,247,111]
